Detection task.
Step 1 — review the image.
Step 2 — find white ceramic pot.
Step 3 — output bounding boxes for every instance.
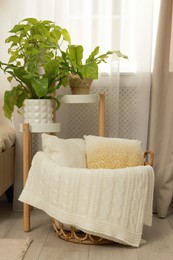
[23,99,53,124]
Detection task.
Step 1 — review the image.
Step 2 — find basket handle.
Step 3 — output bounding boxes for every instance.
[144,151,154,166]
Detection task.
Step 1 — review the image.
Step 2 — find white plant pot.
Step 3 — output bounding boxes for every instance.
[23,99,54,124]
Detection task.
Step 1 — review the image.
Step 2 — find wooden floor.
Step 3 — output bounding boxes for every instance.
[1,201,173,260]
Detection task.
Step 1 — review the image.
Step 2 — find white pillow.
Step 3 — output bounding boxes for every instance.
[42,134,86,168]
[84,135,144,169]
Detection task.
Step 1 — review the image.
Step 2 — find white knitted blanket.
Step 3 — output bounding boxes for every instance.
[19,151,154,247]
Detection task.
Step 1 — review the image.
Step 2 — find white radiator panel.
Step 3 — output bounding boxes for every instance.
[66,84,150,150]
[119,86,138,139]
[66,85,119,138]
[118,83,150,150]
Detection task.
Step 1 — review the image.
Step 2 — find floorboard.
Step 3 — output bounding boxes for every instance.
[0,201,173,260]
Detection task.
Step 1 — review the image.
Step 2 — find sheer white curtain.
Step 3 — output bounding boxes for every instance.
[11,0,120,73]
[10,0,155,87]
[118,0,155,149]
[0,0,155,209]
[9,0,156,67]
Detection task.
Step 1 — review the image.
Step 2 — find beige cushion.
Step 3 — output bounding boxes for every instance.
[84,135,144,169]
[42,134,86,168]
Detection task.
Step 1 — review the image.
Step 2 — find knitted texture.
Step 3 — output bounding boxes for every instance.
[19,151,154,247]
[84,135,144,169]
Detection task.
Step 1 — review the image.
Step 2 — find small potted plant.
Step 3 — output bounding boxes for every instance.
[0,18,71,121]
[61,44,128,94]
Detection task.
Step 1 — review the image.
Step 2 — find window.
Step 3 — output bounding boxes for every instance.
[11,0,160,74]
[57,0,160,74]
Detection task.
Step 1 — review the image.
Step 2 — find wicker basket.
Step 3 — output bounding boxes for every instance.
[68,75,93,95]
[51,219,114,245]
[51,151,154,245]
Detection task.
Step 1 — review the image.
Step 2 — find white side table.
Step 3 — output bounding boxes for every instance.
[21,123,60,232]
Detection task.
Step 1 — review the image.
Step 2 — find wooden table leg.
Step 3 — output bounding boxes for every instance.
[23,123,31,232]
[99,94,105,137]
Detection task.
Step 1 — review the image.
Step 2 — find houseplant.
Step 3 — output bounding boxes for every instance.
[0,18,71,120]
[0,17,128,119]
[61,44,128,94]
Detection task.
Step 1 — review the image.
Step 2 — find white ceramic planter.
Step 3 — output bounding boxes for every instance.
[23,99,54,124]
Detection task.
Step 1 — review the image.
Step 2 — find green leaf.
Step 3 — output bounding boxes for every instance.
[50,29,61,42]
[86,46,100,63]
[3,86,27,120]
[61,29,71,44]
[41,20,54,25]
[44,59,60,80]
[31,77,48,98]
[59,76,68,87]
[21,18,38,25]
[80,63,98,79]
[8,54,17,63]
[23,73,36,80]
[67,45,83,69]
[17,92,28,108]
[10,66,32,87]
[114,50,128,59]
[5,35,19,44]
[9,24,25,33]
[97,51,114,60]
[7,76,13,82]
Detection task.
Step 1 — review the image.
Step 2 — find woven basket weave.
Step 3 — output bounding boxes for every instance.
[68,75,93,95]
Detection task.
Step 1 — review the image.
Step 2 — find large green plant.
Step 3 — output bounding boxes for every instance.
[62,45,128,80]
[0,18,71,119]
